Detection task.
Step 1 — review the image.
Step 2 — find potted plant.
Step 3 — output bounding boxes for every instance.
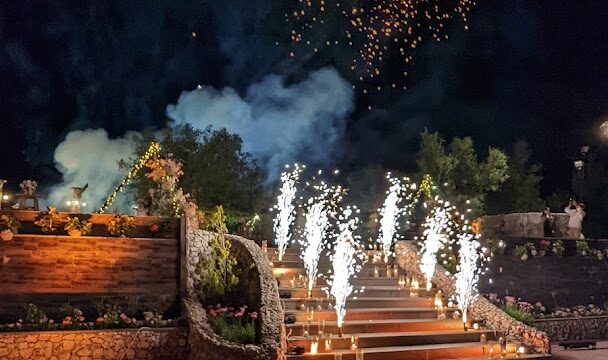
[34,207,62,234]
[106,214,135,237]
[64,216,92,237]
[0,212,20,241]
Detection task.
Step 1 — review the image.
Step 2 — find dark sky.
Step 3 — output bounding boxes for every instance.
[1,0,608,195]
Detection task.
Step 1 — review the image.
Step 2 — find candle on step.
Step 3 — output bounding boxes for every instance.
[302,323,309,338]
[393,265,399,277]
[325,335,332,352]
[373,266,379,278]
[261,240,268,253]
[473,322,480,330]
[310,338,318,354]
[386,264,391,278]
[350,335,358,351]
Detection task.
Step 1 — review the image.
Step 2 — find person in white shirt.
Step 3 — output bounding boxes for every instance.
[564,200,585,239]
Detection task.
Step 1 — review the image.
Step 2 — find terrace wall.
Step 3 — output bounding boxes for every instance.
[0,234,181,321]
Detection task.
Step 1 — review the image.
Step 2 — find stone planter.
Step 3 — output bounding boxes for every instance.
[534,316,608,341]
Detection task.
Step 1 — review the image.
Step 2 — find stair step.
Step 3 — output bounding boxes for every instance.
[285,307,454,322]
[286,318,465,336]
[286,341,499,360]
[283,297,433,310]
[289,330,496,351]
[279,286,436,299]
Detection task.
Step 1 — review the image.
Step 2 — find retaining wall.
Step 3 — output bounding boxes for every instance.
[0,327,186,360]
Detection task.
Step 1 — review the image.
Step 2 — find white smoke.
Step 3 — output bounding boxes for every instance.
[45,129,136,212]
[46,67,354,211]
[166,67,354,180]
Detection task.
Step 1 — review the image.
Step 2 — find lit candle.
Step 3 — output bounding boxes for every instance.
[325,336,332,352]
[393,265,399,277]
[261,240,268,253]
[310,338,319,354]
[374,266,379,278]
[290,278,296,288]
[473,322,480,330]
[488,344,494,359]
[480,333,487,344]
[350,335,358,351]
[318,320,323,336]
[386,264,391,278]
[516,346,525,358]
[300,303,306,311]
[302,323,309,338]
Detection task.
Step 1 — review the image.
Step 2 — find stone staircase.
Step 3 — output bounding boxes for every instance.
[270,247,550,360]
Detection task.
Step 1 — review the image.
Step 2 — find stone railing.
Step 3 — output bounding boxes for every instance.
[185,227,286,360]
[395,240,550,353]
[0,327,186,360]
[534,316,608,341]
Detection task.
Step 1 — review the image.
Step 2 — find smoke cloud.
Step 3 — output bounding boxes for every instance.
[46,67,354,210]
[46,129,136,212]
[166,67,355,180]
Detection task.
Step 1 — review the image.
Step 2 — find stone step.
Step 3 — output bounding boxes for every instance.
[274,272,404,287]
[279,286,436,299]
[284,307,454,322]
[289,330,496,351]
[286,341,500,360]
[282,297,434,310]
[286,318,465,336]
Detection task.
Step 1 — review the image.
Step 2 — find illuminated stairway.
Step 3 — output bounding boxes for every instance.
[269,247,549,360]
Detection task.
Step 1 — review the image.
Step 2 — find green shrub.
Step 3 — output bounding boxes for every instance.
[206,305,257,344]
[196,206,239,305]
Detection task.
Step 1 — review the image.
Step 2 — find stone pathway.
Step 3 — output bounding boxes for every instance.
[551,342,608,360]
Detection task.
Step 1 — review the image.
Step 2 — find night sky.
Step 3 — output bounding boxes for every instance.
[2,0,608,195]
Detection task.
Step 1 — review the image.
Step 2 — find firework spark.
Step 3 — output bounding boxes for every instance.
[300,180,345,293]
[327,206,365,331]
[287,0,477,90]
[272,163,304,261]
[454,231,481,326]
[419,202,453,291]
[376,173,414,260]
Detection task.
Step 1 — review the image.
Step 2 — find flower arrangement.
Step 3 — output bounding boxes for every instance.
[19,180,37,195]
[64,216,92,237]
[0,212,20,241]
[552,240,565,256]
[485,294,542,325]
[106,214,135,237]
[34,207,62,234]
[0,302,175,332]
[206,304,257,344]
[576,240,591,256]
[514,242,536,261]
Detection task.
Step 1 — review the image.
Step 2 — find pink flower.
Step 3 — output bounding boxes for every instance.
[209,309,217,317]
[504,296,517,306]
[250,312,258,319]
[235,311,244,318]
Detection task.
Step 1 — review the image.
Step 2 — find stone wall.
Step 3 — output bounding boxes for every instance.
[395,240,550,354]
[480,251,608,309]
[0,235,180,321]
[184,228,286,360]
[0,327,186,360]
[482,212,569,238]
[533,316,608,341]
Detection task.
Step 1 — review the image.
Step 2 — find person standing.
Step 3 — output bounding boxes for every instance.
[542,207,554,237]
[564,200,585,238]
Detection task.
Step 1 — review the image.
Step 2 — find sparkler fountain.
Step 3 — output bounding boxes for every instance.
[419,203,453,291]
[454,231,481,330]
[376,174,414,261]
[272,164,304,262]
[326,206,365,336]
[300,180,344,297]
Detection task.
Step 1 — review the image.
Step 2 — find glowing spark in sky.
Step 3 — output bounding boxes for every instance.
[454,231,481,325]
[376,174,413,260]
[288,0,477,90]
[327,206,365,330]
[420,203,453,291]
[273,163,304,261]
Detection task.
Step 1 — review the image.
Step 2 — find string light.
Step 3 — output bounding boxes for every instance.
[272,164,304,262]
[98,142,161,214]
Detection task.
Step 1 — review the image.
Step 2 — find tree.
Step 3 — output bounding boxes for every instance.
[416,130,509,213]
[125,124,264,221]
[485,140,545,214]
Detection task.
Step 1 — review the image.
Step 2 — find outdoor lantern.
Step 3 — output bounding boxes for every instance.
[574,160,584,170]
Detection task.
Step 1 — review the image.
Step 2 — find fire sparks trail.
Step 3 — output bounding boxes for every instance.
[376,173,414,260]
[327,206,365,330]
[419,202,453,291]
[300,180,345,292]
[272,164,304,261]
[454,231,481,325]
[287,0,477,90]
